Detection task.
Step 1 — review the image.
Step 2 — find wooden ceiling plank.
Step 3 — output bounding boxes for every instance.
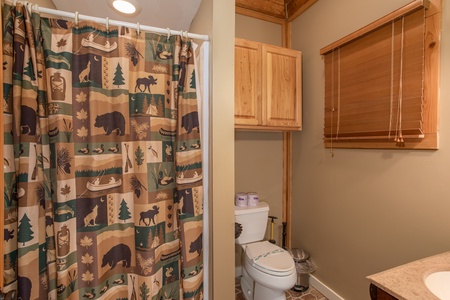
[236,0,286,19]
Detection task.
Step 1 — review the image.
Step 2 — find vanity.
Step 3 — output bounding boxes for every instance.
[367,251,450,300]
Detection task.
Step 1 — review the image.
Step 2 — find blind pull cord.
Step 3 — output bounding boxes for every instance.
[389,20,395,140]
[395,16,405,147]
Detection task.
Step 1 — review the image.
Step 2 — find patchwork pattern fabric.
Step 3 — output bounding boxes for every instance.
[2,2,203,299]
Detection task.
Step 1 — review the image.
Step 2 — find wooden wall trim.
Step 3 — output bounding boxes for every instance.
[236,7,285,25]
[282,132,292,249]
[287,0,318,22]
[282,21,293,248]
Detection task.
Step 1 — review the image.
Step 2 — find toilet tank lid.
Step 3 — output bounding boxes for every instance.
[235,201,269,215]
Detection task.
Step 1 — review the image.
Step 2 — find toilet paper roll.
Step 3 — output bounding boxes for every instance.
[235,193,247,207]
[247,192,259,206]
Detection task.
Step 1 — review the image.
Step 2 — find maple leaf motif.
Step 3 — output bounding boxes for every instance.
[81,252,94,265]
[56,38,67,49]
[75,91,87,105]
[80,235,93,248]
[60,184,71,197]
[82,270,94,283]
[77,126,88,140]
[76,109,88,122]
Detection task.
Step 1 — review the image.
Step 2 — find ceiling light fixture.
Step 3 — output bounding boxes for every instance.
[107,0,141,16]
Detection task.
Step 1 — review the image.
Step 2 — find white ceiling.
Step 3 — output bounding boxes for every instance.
[51,0,202,31]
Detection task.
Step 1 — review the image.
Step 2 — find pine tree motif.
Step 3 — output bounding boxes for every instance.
[118,199,131,223]
[156,96,163,117]
[142,95,149,114]
[190,70,196,89]
[18,213,34,246]
[24,58,36,81]
[113,63,125,87]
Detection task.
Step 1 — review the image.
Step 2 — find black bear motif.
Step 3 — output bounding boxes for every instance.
[189,233,202,256]
[101,243,131,269]
[21,105,37,135]
[18,276,32,300]
[181,111,199,134]
[94,111,126,136]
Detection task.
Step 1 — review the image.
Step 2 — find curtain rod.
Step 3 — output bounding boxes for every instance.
[15,1,209,41]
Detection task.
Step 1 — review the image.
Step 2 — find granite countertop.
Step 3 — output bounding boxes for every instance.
[367,251,450,300]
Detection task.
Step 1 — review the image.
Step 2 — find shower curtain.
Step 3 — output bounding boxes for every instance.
[2,2,203,299]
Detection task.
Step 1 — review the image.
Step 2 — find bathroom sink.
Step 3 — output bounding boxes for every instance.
[425,271,450,300]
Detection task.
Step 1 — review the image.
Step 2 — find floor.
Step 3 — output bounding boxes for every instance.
[235,277,329,300]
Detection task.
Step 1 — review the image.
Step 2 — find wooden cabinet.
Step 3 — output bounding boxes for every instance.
[369,284,399,300]
[234,38,302,131]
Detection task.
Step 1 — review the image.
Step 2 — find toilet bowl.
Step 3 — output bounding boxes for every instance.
[235,202,296,300]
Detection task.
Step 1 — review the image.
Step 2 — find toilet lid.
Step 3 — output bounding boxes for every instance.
[245,241,295,276]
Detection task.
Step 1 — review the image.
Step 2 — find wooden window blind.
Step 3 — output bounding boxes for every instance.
[321,0,440,150]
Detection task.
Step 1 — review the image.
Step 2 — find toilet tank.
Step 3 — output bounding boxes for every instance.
[235,201,269,245]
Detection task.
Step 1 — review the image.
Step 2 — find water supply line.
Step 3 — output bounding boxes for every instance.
[268,216,278,244]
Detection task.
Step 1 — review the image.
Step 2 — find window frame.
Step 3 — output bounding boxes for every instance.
[320,0,440,150]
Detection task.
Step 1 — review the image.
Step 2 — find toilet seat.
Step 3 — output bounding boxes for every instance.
[245,241,295,276]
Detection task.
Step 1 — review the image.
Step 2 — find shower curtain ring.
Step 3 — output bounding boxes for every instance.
[75,11,79,26]
[105,17,109,31]
[166,28,171,40]
[137,22,140,36]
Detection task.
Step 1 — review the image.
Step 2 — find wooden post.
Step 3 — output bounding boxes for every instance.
[282,21,293,249]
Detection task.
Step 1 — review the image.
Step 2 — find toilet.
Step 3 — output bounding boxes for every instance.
[235,202,296,300]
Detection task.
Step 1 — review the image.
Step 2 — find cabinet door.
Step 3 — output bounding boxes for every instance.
[234,39,262,126]
[263,44,302,130]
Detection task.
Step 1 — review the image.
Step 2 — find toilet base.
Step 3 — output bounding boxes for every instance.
[240,268,254,300]
[254,281,287,300]
[240,268,287,300]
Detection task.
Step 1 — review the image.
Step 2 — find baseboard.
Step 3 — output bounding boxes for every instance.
[310,275,345,300]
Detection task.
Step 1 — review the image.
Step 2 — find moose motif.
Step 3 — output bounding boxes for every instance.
[139,205,159,226]
[135,75,158,93]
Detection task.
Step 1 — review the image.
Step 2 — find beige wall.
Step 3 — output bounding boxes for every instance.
[235,15,286,248]
[29,0,55,8]
[235,14,282,45]
[290,0,450,299]
[190,0,236,299]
